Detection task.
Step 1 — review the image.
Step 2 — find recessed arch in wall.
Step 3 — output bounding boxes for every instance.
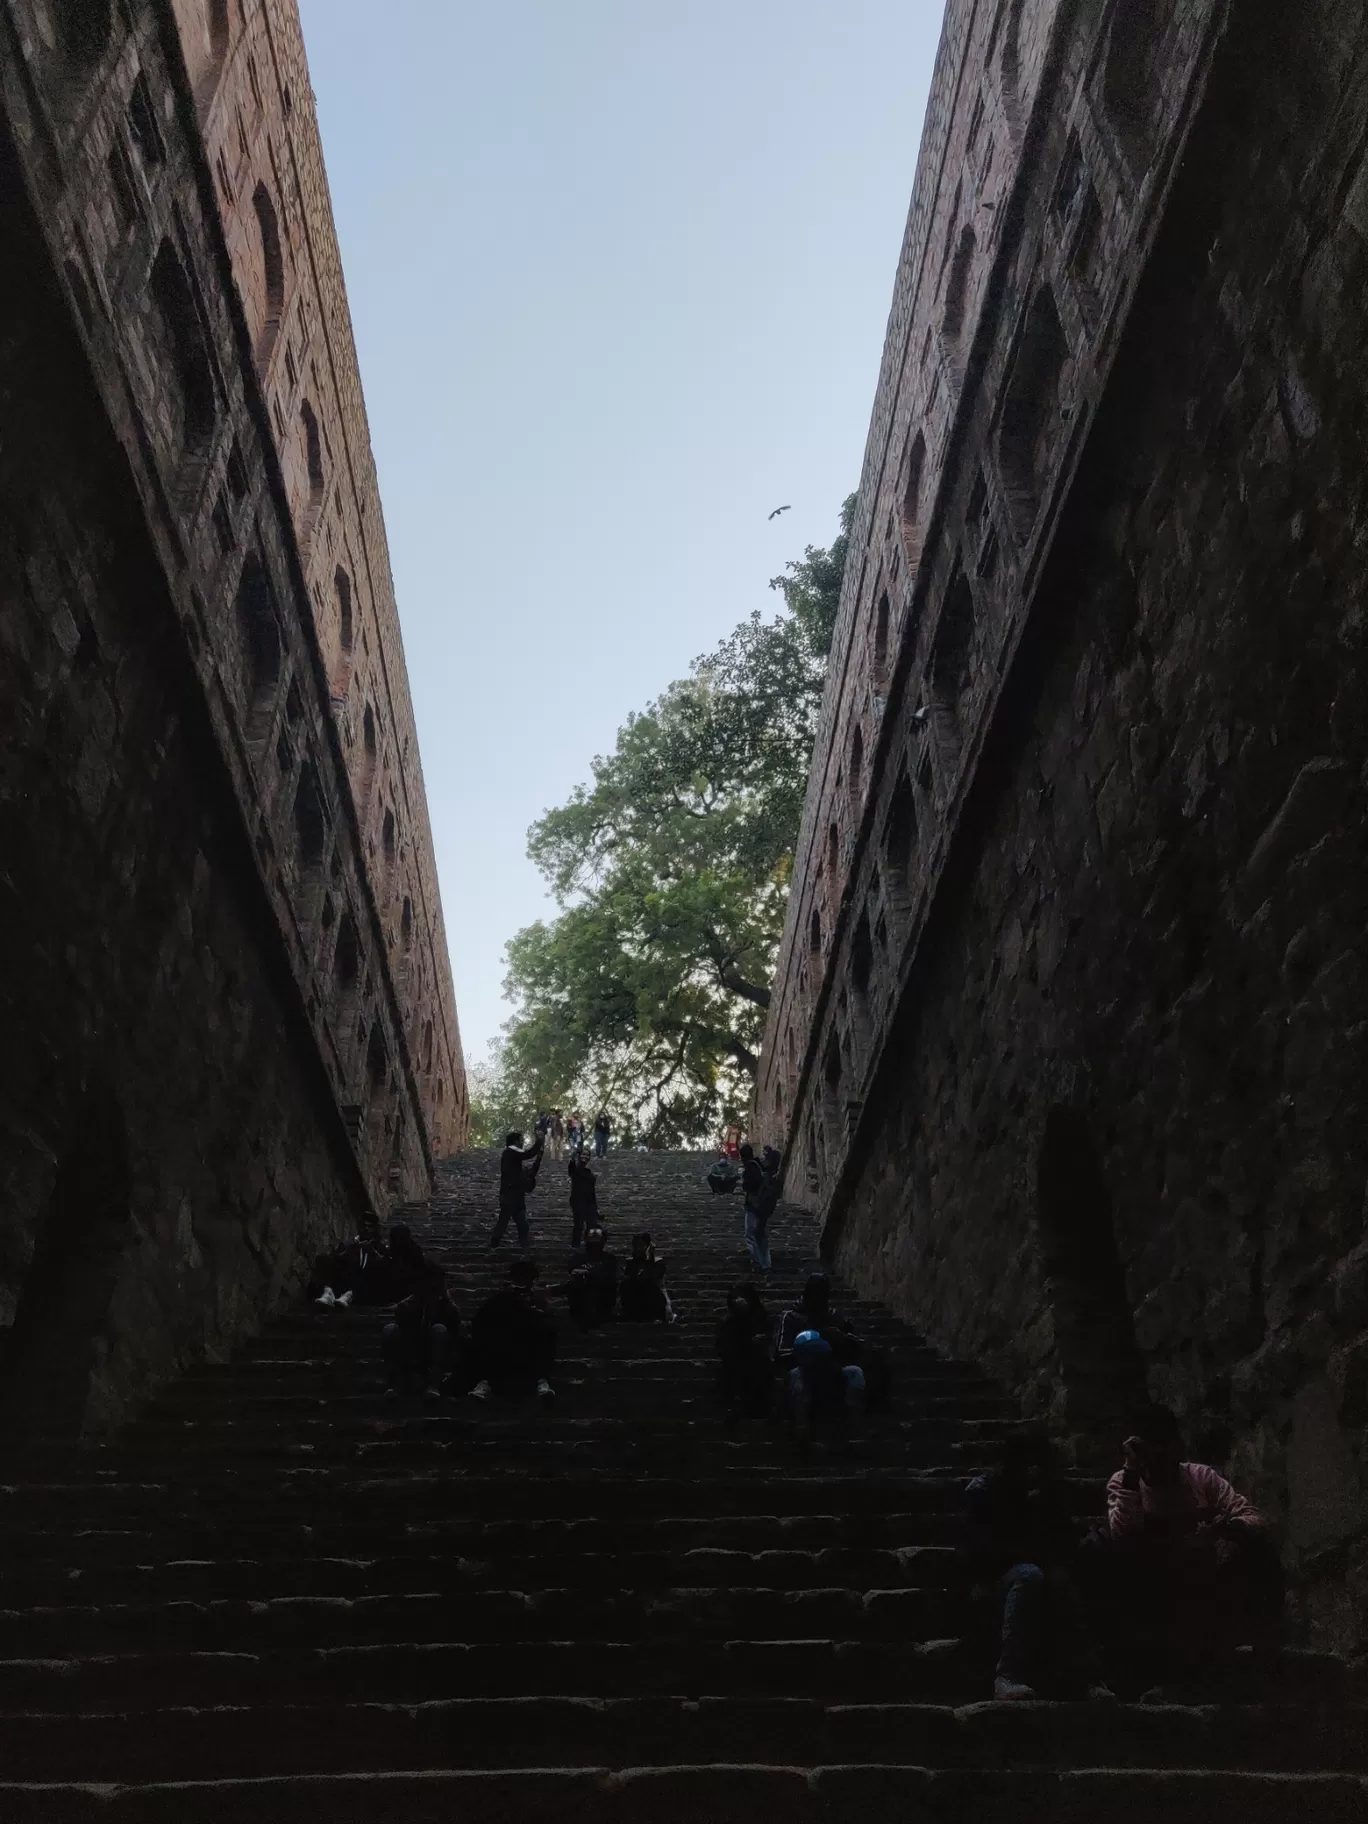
[998,284,1069,538]
[251,182,284,368]
[1102,0,1180,174]
[900,430,927,571]
[149,239,215,453]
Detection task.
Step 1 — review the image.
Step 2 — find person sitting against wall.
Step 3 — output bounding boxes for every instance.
[311,1226,391,1308]
[567,1147,600,1249]
[1102,1404,1284,1697]
[467,1258,556,1405]
[963,1430,1114,1701]
[561,1226,619,1329]
[716,1282,772,1423]
[619,1233,676,1324]
[382,1262,458,1403]
[773,1272,865,1429]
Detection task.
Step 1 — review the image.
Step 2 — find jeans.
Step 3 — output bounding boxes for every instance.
[490,1202,529,1246]
[382,1321,450,1389]
[744,1205,771,1271]
[996,1562,1046,1682]
[786,1361,865,1423]
[594,1132,607,1157]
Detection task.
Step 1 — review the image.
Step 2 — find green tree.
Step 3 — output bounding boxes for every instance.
[487,498,855,1145]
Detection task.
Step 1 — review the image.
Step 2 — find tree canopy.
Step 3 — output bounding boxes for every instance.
[473,497,855,1147]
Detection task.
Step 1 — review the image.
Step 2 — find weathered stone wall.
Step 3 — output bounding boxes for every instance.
[0,0,464,1432]
[759,0,1368,1653]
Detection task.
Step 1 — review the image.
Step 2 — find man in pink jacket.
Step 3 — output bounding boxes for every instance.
[1106,1405,1283,1686]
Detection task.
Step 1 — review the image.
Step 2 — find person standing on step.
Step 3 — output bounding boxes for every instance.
[739,1143,777,1273]
[593,1111,610,1158]
[567,1145,600,1249]
[490,1129,543,1248]
[549,1110,565,1161]
[382,1262,458,1404]
[467,1258,556,1404]
[962,1431,1113,1702]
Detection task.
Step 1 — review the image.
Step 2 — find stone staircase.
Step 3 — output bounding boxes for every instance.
[0,1148,1362,1821]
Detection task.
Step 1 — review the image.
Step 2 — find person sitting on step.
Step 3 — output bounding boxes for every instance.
[963,1430,1113,1702]
[619,1233,676,1324]
[467,1258,556,1405]
[311,1226,390,1308]
[716,1282,772,1422]
[561,1226,619,1329]
[382,1262,458,1403]
[1101,1404,1284,1697]
[567,1146,600,1250]
[774,1272,865,1427]
[707,1151,741,1194]
[385,1223,430,1302]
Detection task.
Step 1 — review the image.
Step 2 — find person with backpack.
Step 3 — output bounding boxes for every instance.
[739,1143,777,1273]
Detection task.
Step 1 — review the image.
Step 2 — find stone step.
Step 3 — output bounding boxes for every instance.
[0,1697,1364,1783]
[2,1765,1364,1824]
[0,1582,963,1653]
[0,1543,964,1605]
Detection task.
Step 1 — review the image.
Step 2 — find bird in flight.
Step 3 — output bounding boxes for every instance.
[768,504,792,520]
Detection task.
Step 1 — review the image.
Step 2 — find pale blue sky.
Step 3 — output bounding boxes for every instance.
[297,0,943,1065]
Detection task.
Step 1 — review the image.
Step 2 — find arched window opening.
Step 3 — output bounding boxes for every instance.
[331,566,354,698]
[827,821,840,881]
[52,0,112,67]
[1000,0,1028,136]
[357,702,378,802]
[942,224,975,341]
[928,571,977,781]
[366,1020,389,1092]
[382,807,397,867]
[849,724,864,810]
[1103,0,1179,173]
[299,401,325,541]
[235,553,281,708]
[401,895,413,948]
[1037,1108,1147,1426]
[998,285,1069,537]
[873,593,890,683]
[333,913,360,992]
[809,908,822,956]
[209,0,229,57]
[850,910,874,998]
[149,240,215,450]
[293,765,326,871]
[900,431,927,570]
[883,771,917,904]
[251,183,284,367]
[1,1083,131,1439]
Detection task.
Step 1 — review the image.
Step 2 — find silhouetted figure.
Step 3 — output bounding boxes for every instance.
[386,1224,429,1302]
[468,1258,555,1404]
[619,1233,675,1324]
[774,1273,864,1426]
[963,1431,1112,1701]
[562,1227,618,1329]
[593,1112,610,1158]
[1102,1405,1284,1696]
[310,1229,390,1308]
[567,1149,599,1249]
[717,1282,771,1422]
[382,1264,457,1403]
[490,1130,543,1248]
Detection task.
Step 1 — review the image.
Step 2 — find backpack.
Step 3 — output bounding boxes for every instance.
[752,1174,780,1220]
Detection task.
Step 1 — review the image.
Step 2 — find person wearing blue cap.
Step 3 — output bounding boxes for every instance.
[774,1273,865,1428]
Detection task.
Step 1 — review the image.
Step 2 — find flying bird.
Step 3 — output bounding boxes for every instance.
[768,504,792,520]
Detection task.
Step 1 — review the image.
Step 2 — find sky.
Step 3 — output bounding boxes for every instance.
[297,0,944,1068]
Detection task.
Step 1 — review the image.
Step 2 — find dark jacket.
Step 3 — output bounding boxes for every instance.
[567,1157,599,1219]
[500,1139,541,1208]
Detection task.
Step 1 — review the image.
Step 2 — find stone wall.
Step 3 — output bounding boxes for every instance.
[0,0,465,1433]
[758,0,1368,1653]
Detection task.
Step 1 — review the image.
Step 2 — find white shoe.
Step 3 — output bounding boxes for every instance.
[1087,1681,1117,1702]
[993,1677,1036,1701]
[537,1379,555,1405]
[315,1288,336,1307]
[469,1380,492,1401]
[335,1290,354,1308]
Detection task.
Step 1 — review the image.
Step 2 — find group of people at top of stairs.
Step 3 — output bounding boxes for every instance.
[965,1405,1285,1704]
[533,1107,611,1161]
